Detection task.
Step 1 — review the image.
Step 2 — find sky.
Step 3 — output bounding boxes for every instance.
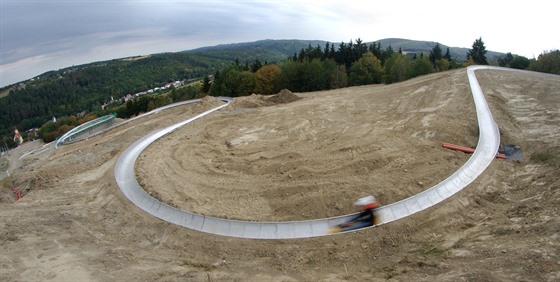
[1,0,558,87]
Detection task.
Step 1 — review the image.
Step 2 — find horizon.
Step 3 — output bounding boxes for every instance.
[1,0,557,87]
[0,37,527,88]
[1,37,477,85]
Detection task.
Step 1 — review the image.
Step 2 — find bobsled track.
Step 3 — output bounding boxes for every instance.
[115,66,509,239]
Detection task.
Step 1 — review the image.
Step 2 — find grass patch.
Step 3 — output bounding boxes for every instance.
[180,259,216,271]
[305,258,319,265]
[452,238,466,249]
[383,265,396,279]
[491,227,515,236]
[531,152,554,163]
[417,261,438,268]
[422,245,444,255]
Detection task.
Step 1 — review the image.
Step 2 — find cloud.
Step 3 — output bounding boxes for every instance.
[1,0,558,86]
[1,54,49,73]
[0,55,51,88]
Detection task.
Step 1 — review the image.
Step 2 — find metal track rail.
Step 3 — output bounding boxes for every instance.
[115,66,504,239]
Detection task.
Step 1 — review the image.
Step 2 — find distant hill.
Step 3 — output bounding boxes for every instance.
[185,39,326,54]
[374,38,505,61]
[1,38,504,93]
[0,38,506,146]
[183,38,505,62]
[182,39,328,64]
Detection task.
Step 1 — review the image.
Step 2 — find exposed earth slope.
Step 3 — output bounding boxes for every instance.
[1,69,558,281]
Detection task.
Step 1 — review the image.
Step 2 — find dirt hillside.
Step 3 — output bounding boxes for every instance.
[1,68,558,281]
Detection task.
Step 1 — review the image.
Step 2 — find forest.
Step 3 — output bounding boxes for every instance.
[1,38,557,149]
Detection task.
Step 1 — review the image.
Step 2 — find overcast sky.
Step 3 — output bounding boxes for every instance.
[1,0,558,87]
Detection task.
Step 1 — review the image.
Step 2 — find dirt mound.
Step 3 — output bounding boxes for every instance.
[230,91,301,111]
[266,89,301,104]
[231,94,269,109]
[200,95,226,108]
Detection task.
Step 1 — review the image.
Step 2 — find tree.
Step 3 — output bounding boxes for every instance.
[509,55,530,70]
[323,42,331,60]
[329,62,348,89]
[352,38,367,62]
[329,44,336,60]
[429,43,443,65]
[410,55,434,78]
[154,95,173,108]
[251,59,263,72]
[384,53,411,83]
[237,71,255,96]
[210,71,223,96]
[498,52,515,67]
[210,64,249,97]
[443,47,452,61]
[369,41,382,59]
[147,100,156,112]
[254,64,282,94]
[380,45,395,64]
[336,41,353,70]
[278,58,344,92]
[297,48,306,62]
[202,76,211,93]
[348,52,384,86]
[1,135,16,149]
[499,52,530,70]
[311,44,323,60]
[463,56,475,67]
[304,59,329,91]
[223,69,243,97]
[279,60,305,92]
[434,59,450,72]
[529,50,560,74]
[467,37,488,65]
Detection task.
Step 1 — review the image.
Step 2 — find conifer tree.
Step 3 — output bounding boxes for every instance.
[323,42,331,60]
[467,37,488,65]
[429,43,443,65]
[443,47,452,61]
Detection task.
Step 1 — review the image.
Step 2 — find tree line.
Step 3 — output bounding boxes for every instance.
[1,38,558,148]
[210,38,558,98]
[209,39,460,97]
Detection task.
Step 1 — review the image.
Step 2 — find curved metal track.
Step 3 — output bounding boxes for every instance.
[57,99,206,148]
[115,66,505,239]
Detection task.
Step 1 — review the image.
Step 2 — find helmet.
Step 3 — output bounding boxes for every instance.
[354,196,376,206]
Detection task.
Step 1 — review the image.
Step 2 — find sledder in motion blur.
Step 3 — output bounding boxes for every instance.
[329,196,381,233]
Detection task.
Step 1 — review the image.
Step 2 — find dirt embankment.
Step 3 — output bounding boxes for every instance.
[1,69,559,281]
[138,71,477,221]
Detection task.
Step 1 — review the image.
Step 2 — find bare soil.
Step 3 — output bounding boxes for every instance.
[1,68,559,281]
